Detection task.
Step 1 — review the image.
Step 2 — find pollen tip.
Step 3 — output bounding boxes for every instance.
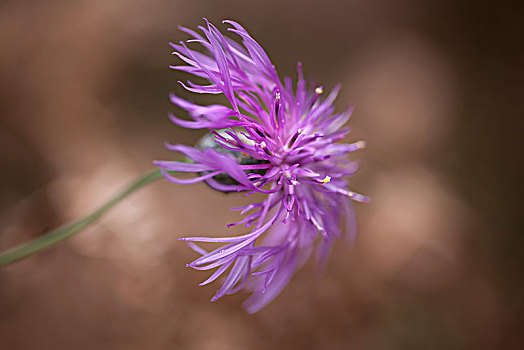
[315,86,324,94]
[317,175,331,184]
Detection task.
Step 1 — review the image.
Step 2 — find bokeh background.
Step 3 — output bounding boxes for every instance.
[0,0,522,349]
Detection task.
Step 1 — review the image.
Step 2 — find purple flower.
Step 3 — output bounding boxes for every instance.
[154,19,369,313]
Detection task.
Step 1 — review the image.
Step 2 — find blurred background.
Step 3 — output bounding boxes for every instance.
[0,0,522,349]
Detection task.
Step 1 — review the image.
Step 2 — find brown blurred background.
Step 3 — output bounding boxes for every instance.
[0,0,522,349]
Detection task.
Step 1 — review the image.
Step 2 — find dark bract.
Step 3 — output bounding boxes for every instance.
[196,130,268,187]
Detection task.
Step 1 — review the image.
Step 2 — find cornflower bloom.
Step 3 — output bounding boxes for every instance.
[154,19,369,313]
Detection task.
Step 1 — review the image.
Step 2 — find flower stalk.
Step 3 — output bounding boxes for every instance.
[0,168,164,267]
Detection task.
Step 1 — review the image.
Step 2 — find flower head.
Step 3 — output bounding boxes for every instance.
[154,19,369,313]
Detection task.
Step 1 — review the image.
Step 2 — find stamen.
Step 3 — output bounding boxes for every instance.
[283,170,299,185]
[287,128,303,148]
[273,91,281,126]
[315,86,323,95]
[260,141,274,156]
[285,195,293,210]
[254,128,265,138]
[316,175,331,184]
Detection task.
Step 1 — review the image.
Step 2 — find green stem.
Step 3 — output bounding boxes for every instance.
[0,168,164,267]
